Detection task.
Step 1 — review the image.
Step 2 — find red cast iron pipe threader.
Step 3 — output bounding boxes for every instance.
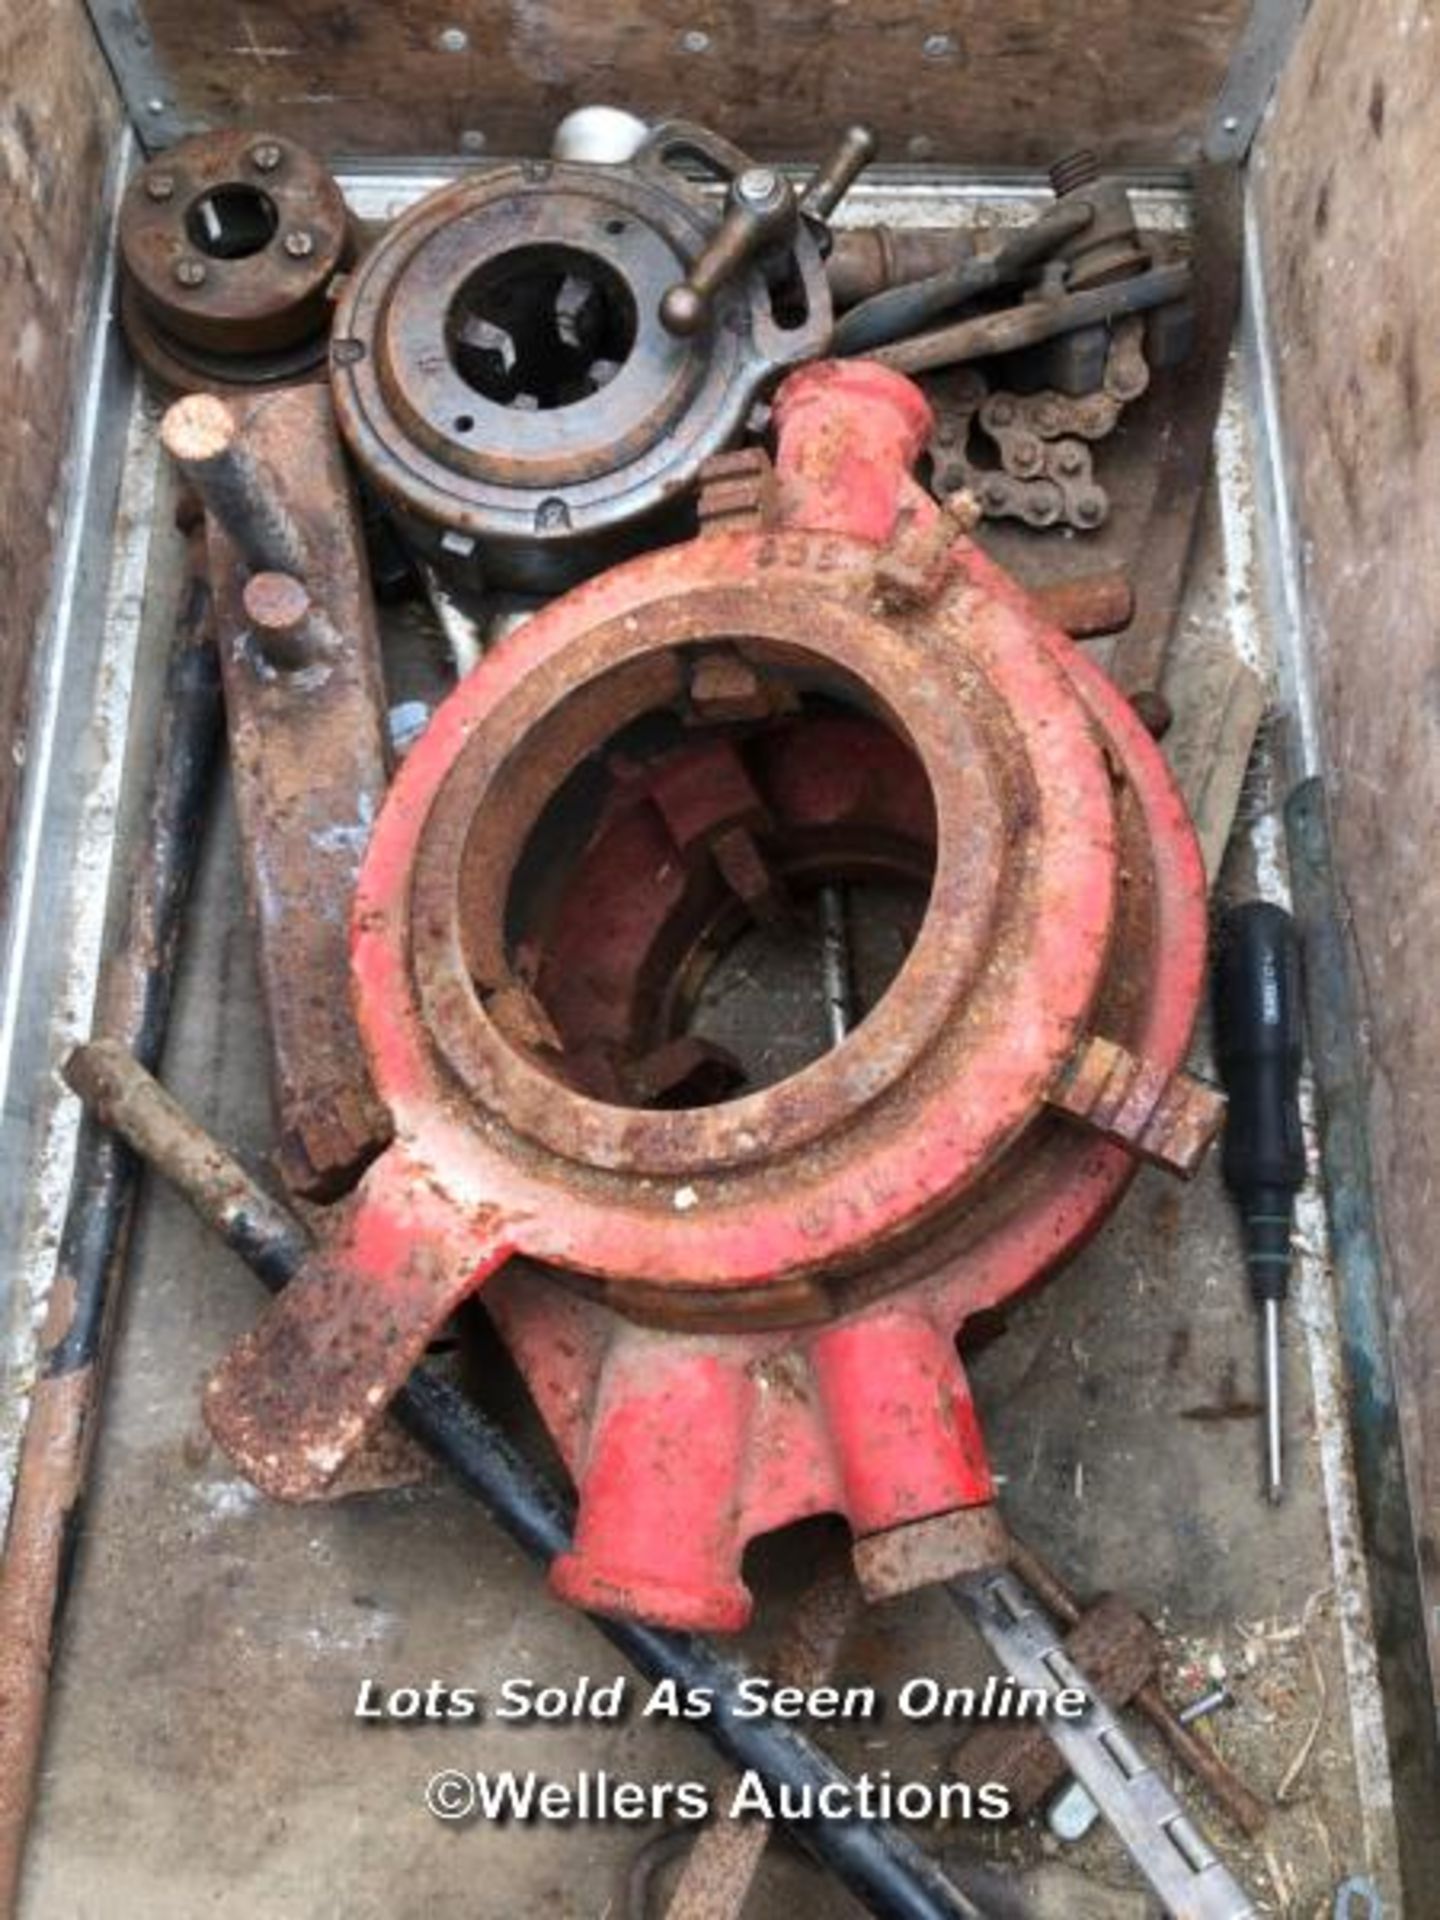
[202,359,1220,1631]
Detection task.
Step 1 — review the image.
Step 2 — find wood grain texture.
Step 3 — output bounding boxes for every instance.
[135,0,1247,165]
[0,0,121,882]
[1255,0,1440,1705]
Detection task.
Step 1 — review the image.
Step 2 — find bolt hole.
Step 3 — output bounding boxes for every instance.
[605,218,627,235]
[454,414,475,433]
[184,183,279,260]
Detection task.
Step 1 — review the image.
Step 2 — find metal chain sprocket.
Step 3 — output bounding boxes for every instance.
[929,316,1150,531]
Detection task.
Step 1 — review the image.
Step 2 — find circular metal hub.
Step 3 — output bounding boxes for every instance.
[119,131,350,394]
[330,126,831,592]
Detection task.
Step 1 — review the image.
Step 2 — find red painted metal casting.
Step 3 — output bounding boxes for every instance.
[203,360,1220,1632]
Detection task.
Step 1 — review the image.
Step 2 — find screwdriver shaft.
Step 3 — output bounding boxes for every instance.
[1263,1296,1284,1503]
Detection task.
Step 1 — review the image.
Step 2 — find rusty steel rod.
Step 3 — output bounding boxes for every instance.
[63,1039,997,1920]
[833,200,1093,357]
[1007,1539,1269,1837]
[870,261,1192,378]
[0,517,223,1920]
[161,392,307,575]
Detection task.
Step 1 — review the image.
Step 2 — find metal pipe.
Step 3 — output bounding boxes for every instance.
[0,516,224,1918]
[63,1039,996,1920]
[826,228,971,312]
[833,201,1093,356]
[870,261,1192,378]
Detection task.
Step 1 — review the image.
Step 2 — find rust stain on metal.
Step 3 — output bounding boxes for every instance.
[1048,1034,1225,1177]
[1029,568,1136,639]
[165,384,394,1198]
[0,1369,89,1908]
[664,1562,863,1920]
[854,1505,1010,1600]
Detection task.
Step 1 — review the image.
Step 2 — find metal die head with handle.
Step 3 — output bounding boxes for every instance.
[329,121,855,598]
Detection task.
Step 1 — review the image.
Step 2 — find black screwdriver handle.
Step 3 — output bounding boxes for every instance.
[1213,902,1305,1303]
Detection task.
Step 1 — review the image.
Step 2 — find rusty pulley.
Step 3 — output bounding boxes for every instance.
[202,360,1221,1632]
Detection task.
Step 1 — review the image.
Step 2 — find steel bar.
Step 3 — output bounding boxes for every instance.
[664,1564,864,1919]
[1105,163,1244,733]
[1263,1297,1284,1504]
[162,393,307,574]
[0,518,223,1919]
[870,262,1192,378]
[64,1039,996,1920]
[833,201,1093,356]
[662,911,862,1918]
[174,382,395,1198]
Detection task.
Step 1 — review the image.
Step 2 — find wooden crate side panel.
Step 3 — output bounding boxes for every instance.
[1255,0,1440,1679]
[0,0,122,879]
[133,0,1246,165]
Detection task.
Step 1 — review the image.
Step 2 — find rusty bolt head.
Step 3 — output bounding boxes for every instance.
[945,489,983,535]
[283,229,316,260]
[173,257,207,288]
[144,172,176,202]
[249,141,284,173]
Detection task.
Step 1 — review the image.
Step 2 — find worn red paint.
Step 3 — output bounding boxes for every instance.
[204,361,1216,1631]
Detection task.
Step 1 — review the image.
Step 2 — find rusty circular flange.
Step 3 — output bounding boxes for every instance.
[119,131,350,394]
[352,521,1122,1294]
[330,124,832,593]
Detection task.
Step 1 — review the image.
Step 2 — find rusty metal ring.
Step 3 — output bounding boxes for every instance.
[118,278,330,397]
[350,530,1121,1290]
[408,589,1009,1174]
[119,131,349,381]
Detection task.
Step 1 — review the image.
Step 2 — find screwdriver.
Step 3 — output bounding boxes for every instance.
[1213,901,1306,1504]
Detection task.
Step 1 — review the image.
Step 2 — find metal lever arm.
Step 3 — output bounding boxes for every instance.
[661,125,876,336]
